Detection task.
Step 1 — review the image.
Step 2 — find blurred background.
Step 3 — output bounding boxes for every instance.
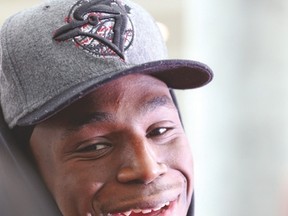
[1,0,288,216]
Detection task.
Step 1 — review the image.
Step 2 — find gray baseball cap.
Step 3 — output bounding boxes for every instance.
[0,0,213,128]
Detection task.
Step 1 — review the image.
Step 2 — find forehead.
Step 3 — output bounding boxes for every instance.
[82,74,169,102]
[43,74,176,126]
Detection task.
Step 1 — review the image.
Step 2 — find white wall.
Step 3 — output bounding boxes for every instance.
[180,0,288,215]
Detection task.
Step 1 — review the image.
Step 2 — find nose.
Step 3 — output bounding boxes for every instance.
[117,144,168,184]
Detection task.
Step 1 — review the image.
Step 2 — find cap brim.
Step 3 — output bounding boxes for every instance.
[17,59,213,126]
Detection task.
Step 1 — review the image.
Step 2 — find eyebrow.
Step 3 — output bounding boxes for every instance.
[139,95,175,115]
[77,112,114,125]
[66,112,114,132]
[66,95,175,133]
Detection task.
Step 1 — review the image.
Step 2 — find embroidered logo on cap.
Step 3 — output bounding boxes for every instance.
[53,0,134,60]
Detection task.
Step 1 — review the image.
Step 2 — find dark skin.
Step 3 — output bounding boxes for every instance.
[30,74,194,216]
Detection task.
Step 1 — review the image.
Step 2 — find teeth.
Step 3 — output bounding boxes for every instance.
[142,209,152,214]
[123,211,132,216]
[115,201,171,216]
[133,209,142,213]
[152,206,162,211]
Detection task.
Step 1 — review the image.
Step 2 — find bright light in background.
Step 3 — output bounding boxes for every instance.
[0,0,41,24]
[156,21,170,42]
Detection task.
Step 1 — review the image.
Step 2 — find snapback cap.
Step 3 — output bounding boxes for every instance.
[0,0,213,128]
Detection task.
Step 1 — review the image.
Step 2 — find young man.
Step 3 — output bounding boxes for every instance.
[0,0,213,215]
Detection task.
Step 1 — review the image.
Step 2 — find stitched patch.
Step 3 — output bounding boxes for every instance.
[53,0,134,60]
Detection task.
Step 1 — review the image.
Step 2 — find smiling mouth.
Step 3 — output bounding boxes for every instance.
[108,201,172,216]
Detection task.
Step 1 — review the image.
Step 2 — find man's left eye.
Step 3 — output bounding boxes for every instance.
[146,127,171,138]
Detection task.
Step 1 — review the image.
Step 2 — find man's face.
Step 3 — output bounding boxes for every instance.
[30,74,194,216]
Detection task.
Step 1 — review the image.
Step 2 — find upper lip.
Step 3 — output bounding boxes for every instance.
[93,174,186,215]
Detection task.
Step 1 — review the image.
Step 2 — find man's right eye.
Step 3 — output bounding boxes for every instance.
[77,143,111,153]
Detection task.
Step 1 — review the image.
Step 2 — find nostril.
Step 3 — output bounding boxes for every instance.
[117,162,168,184]
[117,167,134,183]
[158,162,168,175]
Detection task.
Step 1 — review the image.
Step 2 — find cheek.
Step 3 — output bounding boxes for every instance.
[29,126,64,179]
[165,136,194,172]
[30,140,58,192]
[164,137,194,197]
[50,163,110,215]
